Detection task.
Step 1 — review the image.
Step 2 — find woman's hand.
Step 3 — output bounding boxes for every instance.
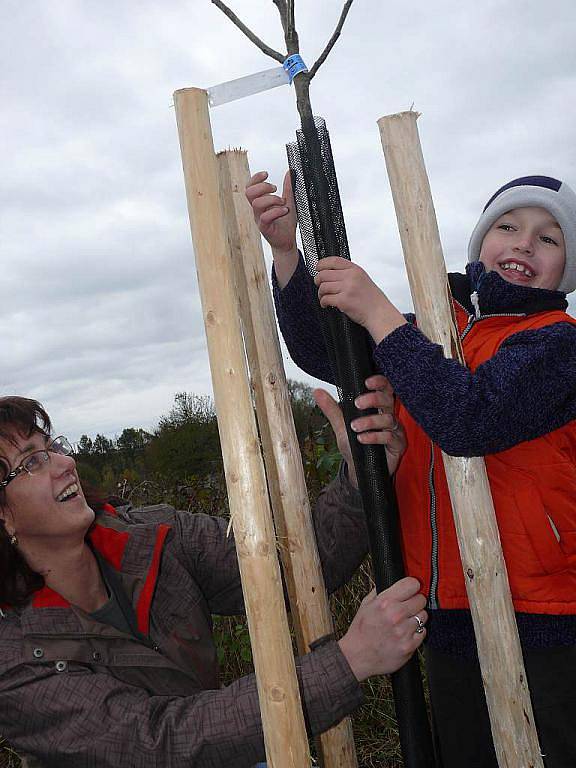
[314,257,406,342]
[339,577,427,680]
[314,375,407,485]
[245,170,298,288]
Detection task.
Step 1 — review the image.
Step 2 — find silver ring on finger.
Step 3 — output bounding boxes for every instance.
[388,416,400,433]
[412,614,426,634]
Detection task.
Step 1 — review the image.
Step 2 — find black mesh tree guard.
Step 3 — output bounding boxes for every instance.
[287,116,435,768]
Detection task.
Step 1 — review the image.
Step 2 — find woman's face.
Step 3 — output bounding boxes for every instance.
[0,430,94,552]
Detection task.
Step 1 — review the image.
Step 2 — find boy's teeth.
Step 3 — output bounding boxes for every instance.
[501,262,533,277]
[57,483,79,502]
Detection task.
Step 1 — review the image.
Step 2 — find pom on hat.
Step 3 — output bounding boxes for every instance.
[467,175,576,293]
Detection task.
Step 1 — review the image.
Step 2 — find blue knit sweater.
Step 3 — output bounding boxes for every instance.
[273,255,576,655]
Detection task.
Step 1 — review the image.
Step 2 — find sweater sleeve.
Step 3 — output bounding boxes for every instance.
[272,253,412,384]
[272,253,336,383]
[0,641,362,768]
[373,320,576,456]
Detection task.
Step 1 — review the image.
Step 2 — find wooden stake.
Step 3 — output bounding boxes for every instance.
[173,87,310,768]
[377,110,543,768]
[217,148,358,768]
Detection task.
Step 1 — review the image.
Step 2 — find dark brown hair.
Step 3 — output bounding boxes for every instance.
[0,397,108,608]
[0,397,51,607]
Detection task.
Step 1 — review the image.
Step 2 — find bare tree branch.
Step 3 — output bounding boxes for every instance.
[272,0,298,54]
[211,0,285,63]
[287,0,294,32]
[308,0,354,79]
[272,0,287,19]
[285,0,298,53]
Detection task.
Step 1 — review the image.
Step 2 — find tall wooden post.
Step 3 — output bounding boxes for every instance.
[173,87,310,768]
[217,148,358,768]
[377,110,543,768]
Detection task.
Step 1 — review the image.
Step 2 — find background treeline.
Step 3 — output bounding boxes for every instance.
[73,380,329,509]
[2,381,406,768]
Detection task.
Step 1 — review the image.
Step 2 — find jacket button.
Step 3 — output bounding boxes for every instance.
[92,651,102,662]
[55,660,68,673]
[33,648,44,659]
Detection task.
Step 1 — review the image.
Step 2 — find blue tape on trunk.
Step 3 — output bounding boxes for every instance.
[283,54,308,83]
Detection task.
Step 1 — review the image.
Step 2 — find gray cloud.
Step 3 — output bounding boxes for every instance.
[1,0,575,440]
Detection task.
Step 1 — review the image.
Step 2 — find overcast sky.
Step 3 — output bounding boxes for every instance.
[1,0,575,441]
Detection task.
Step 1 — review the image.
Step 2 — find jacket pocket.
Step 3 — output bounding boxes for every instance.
[513,482,567,575]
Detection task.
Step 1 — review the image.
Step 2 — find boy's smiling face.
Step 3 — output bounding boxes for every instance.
[479,206,566,290]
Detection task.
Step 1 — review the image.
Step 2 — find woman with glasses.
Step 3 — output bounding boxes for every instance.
[0,393,427,767]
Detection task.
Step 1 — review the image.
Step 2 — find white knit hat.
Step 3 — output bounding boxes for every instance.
[467,175,576,294]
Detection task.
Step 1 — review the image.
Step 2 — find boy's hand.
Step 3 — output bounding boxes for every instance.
[315,257,406,342]
[314,375,407,483]
[245,170,297,254]
[339,577,427,681]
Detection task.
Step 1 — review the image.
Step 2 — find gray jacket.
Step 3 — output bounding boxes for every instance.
[0,471,367,767]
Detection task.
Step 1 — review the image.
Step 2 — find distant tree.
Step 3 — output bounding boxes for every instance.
[158,392,215,429]
[100,464,117,493]
[78,434,117,479]
[72,382,319,499]
[116,427,152,461]
[286,378,317,442]
[93,434,114,455]
[147,393,223,482]
[75,460,102,491]
[76,435,94,456]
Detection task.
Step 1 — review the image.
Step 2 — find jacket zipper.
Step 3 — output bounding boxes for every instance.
[427,295,526,608]
[460,311,526,342]
[428,443,439,609]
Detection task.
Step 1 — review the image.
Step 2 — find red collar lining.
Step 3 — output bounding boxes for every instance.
[23,508,170,623]
[136,524,170,635]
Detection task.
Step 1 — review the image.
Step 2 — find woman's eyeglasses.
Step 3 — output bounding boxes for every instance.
[0,436,74,488]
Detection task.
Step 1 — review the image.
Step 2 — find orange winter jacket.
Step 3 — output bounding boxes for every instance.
[395,303,576,613]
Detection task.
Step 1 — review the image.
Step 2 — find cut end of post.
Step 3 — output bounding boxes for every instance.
[173,86,209,100]
[217,148,247,157]
[377,109,421,127]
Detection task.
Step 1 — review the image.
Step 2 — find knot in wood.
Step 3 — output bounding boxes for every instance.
[269,685,286,702]
[206,311,216,326]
